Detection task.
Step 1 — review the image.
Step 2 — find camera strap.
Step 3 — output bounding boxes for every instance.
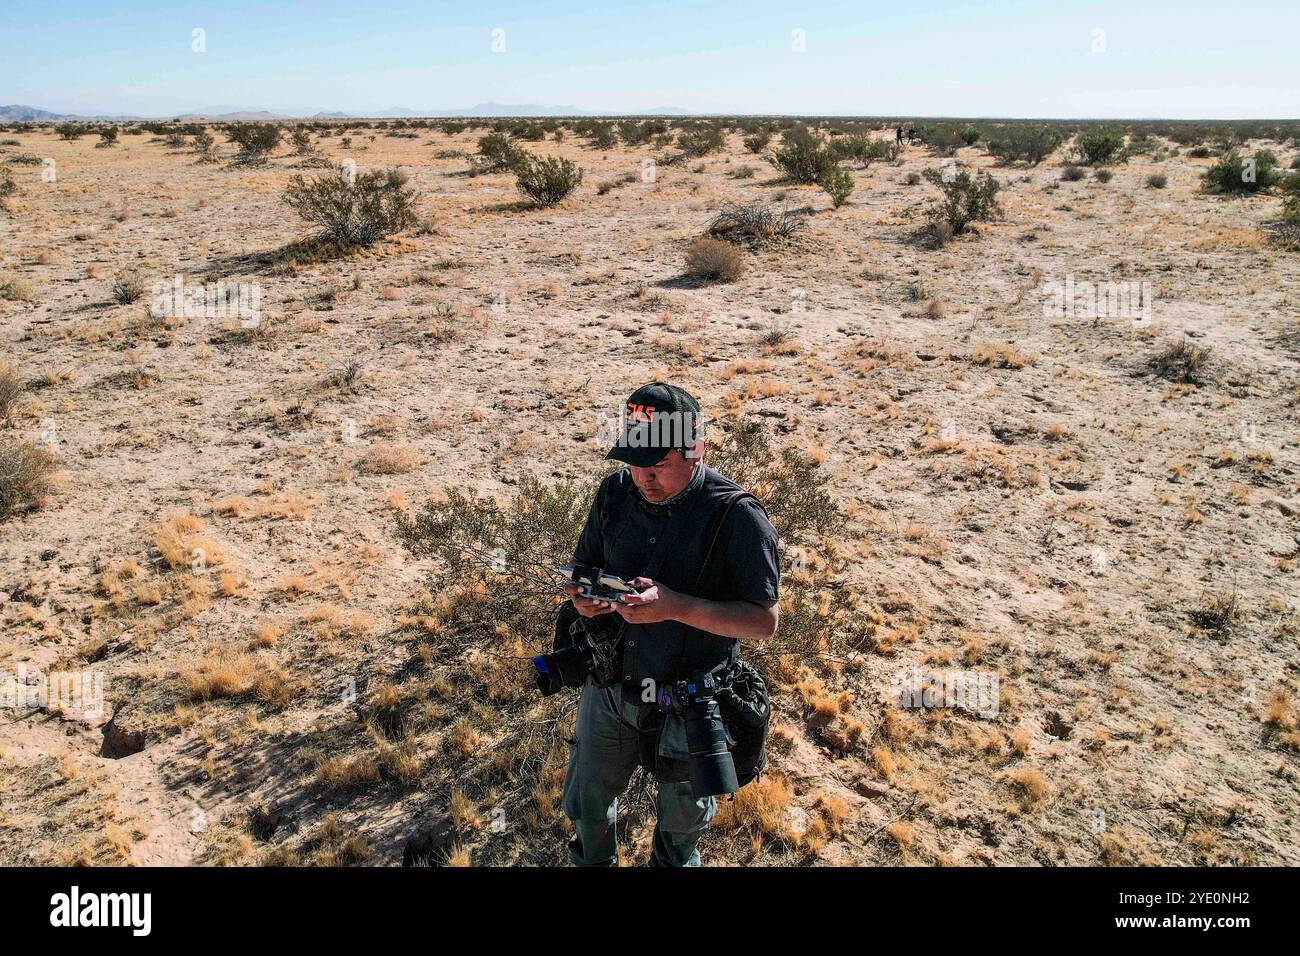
[691,491,758,593]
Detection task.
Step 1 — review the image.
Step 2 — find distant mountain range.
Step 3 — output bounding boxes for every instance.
[0,102,692,122]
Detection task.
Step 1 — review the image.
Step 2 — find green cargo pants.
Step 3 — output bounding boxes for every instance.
[562,678,715,866]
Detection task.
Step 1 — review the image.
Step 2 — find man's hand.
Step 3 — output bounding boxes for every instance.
[616,577,779,641]
[613,577,684,625]
[564,584,618,618]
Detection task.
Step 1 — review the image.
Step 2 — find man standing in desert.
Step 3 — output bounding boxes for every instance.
[561,382,781,866]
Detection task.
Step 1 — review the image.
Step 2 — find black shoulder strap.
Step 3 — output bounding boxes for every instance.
[691,491,758,592]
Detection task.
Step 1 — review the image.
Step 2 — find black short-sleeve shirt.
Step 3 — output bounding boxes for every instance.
[572,465,780,703]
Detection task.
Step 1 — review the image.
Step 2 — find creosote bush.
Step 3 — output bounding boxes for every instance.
[282,166,420,246]
[819,163,854,208]
[475,132,522,172]
[985,124,1061,166]
[513,153,583,207]
[684,237,745,282]
[1203,150,1283,195]
[227,123,280,161]
[922,167,1001,237]
[1071,127,1128,166]
[676,127,725,158]
[770,125,835,184]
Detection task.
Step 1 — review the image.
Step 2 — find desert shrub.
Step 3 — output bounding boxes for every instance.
[282,166,420,246]
[512,122,545,142]
[55,123,83,141]
[476,132,522,172]
[904,171,921,185]
[985,124,1061,166]
[0,363,21,418]
[228,124,280,163]
[5,154,42,165]
[111,273,146,304]
[0,441,58,519]
[1147,335,1213,384]
[192,131,218,163]
[1204,150,1283,194]
[743,131,772,153]
[829,134,894,167]
[921,124,965,155]
[1266,176,1300,249]
[1095,168,1114,183]
[513,153,583,207]
[959,124,981,146]
[1061,165,1085,182]
[1072,127,1128,166]
[586,123,617,150]
[684,237,745,282]
[1146,172,1168,189]
[706,202,806,246]
[96,127,118,147]
[923,167,1001,235]
[770,125,834,183]
[617,119,655,146]
[291,128,313,155]
[677,127,725,158]
[1128,133,1160,155]
[0,275,34,302]
[820,163,854,208]
[0,167,15,200]
[1188,145,1212,158]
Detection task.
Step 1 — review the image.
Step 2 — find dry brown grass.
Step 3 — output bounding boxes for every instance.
[684,237,745,282]
[0,441,58,518]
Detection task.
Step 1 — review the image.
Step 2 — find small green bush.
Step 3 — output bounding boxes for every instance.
[770,126,834,184]
[1204,150,1283,194]
[514,153,583,207]
[819,164,854,208]
[1072,127,1128,166]
[923,167,1001,236]
[476,132,523,172]
[677,127,725,158]
[985,125,1061,166]
[282,166,420,246]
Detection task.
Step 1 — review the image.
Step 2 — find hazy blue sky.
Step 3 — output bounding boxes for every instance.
[4,0,1298,117]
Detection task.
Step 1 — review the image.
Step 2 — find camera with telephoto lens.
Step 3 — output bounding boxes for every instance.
[657,673,739,798]
[532,609,624,697]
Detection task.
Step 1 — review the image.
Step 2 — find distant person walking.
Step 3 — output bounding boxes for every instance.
[895,125,904,147]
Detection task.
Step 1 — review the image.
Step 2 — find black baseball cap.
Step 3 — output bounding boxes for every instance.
[605,382,703,467]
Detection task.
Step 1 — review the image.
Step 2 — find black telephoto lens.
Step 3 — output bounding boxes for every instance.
[685,699,739,798]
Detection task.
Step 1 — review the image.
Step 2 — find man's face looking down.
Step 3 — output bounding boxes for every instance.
[628,443,702,502]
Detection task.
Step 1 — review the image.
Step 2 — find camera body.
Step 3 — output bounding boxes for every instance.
[657,673,739,798]
[532,608,625,697]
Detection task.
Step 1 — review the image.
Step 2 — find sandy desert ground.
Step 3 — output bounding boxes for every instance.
[1,120,1297,866]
